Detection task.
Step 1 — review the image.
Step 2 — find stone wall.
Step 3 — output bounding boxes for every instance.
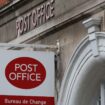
[0,0,105,85]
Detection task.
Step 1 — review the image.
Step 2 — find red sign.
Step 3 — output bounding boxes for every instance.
[0,95,54,105]
[0,50,55,105]
[5,57,46,89]
[0,0,11,8]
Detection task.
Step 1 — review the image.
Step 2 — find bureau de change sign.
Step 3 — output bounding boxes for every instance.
[0,50,55,105]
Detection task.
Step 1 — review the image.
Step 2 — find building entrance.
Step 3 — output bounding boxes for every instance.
[58,32,105,105]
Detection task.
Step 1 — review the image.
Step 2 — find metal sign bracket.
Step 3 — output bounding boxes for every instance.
[0,41,60,55]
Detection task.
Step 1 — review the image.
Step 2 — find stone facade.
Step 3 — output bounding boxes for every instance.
[0,0,105,104]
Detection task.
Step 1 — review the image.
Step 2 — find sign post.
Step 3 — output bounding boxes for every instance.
[0,49,55,105]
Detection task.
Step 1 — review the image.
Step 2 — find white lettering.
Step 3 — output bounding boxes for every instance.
[29,99,46,105]
[9,72,41,81]
[15,64,38,72]
[5,98,21,104]
[9,72,16,80]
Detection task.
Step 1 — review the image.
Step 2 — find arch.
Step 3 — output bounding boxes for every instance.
[58,32,105,105]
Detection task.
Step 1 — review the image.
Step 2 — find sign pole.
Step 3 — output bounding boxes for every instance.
[0,43,57,49]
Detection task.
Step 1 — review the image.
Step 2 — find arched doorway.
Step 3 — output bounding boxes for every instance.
[58,32,105,105]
